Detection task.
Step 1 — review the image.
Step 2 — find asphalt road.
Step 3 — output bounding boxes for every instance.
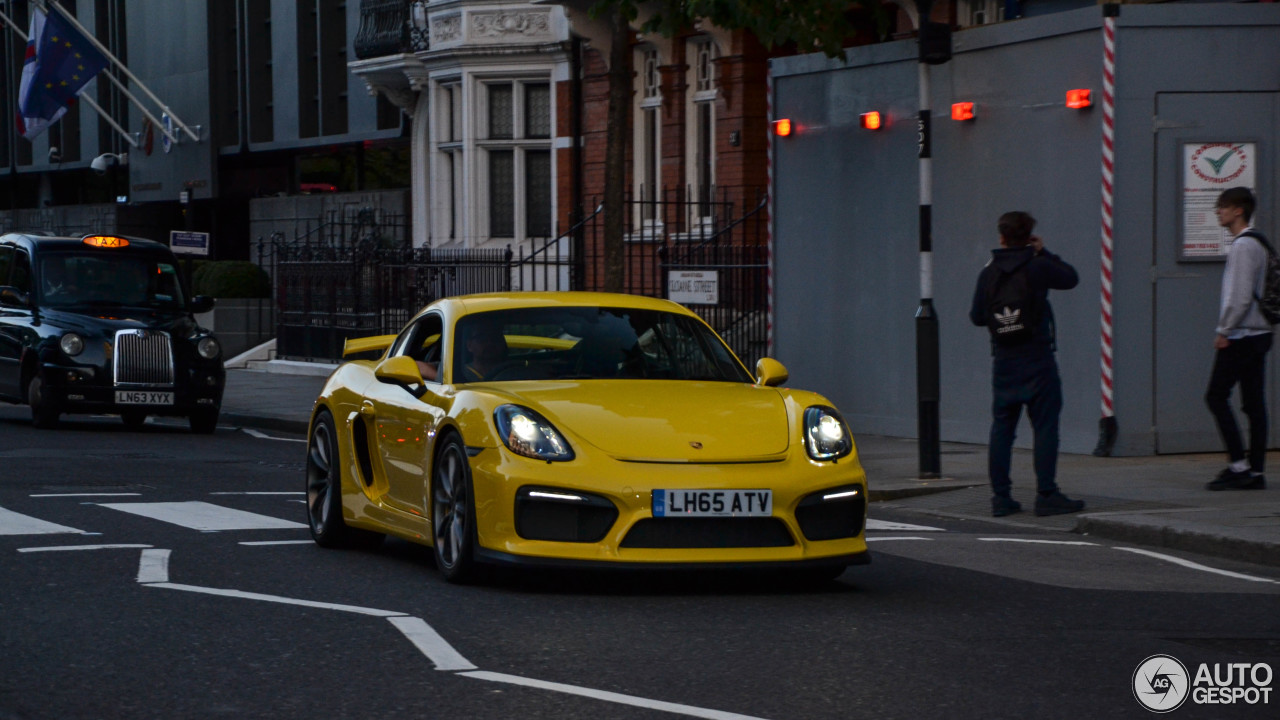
[1,408,1277,720]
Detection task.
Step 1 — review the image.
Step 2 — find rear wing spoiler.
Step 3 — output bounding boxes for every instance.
[343,334,397,359]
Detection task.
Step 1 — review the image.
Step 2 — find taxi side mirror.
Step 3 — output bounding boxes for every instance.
[0,286,29,307]
[189,295,215,314]
[375,355,426,395]
[755,358,789,387]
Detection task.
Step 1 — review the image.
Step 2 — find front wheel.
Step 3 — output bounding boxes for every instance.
[27,374,60,429]
[431,435,479,583]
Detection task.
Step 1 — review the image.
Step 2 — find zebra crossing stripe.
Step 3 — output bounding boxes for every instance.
[0,505,85,536]
[97,501,306,531]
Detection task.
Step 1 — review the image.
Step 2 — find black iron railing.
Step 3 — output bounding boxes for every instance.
[353,0,427,59]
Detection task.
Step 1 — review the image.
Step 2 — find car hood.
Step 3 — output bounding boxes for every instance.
[39,307,201,337]
[495,381,791,462]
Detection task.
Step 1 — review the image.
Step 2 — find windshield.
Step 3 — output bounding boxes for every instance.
[451,306,751,383]
[37,252,187,310]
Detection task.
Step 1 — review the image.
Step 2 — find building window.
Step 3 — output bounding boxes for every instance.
[480,78,552,241]
[963,0,1004,27]
[436,81,463,242]
[634,46,662,227]
[687,38,717,221]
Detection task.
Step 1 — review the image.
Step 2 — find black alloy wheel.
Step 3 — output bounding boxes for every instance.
[306,410,381,549]
[431,434,478,583]
[27,374,60,429]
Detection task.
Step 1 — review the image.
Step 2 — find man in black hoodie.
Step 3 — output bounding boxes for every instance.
[970,211,1085,517]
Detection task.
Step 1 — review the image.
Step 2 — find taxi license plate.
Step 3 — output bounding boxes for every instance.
[652,489,772,517]
[116,390,174,405]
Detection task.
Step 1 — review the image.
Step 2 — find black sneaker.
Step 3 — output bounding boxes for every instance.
[1206,467,1252,491]
[1220,473,1266,491]
[1034,491,1085,516]
[992,495,1022,517]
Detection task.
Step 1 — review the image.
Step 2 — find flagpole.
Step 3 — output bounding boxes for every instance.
[42,0,200,143]
[0,5,137,148]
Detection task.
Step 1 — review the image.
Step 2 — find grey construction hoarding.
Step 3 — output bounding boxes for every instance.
[770,5,1279,456]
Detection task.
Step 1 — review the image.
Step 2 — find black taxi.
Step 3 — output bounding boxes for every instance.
[0,232,225,432]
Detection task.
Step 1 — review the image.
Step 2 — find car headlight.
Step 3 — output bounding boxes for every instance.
[59,333,84,357]
[494,405,574,462]
[196,336,221,360]
[804,406,852,461]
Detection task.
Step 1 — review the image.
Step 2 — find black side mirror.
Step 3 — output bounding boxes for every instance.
[189,295,215,314]
[0,286,29,307]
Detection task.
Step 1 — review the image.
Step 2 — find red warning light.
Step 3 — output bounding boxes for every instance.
[859,112,882,130]
[951,102,975,121]
[773,118,792,137]
[1066,89,1092,109]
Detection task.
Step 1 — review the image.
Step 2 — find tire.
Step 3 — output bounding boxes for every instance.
[189,407,219,434]
[306,410,382,549]
[431,434,479,583]
[27,374,60,429]
[121,411,148,430]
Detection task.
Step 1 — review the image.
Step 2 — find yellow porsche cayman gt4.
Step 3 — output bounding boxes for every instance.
[305,292,869,582]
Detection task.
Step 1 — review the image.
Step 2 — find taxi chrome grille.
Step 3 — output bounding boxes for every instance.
[113,330,175,386]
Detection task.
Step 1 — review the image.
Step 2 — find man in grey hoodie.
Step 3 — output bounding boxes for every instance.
[1206,187,1271,491]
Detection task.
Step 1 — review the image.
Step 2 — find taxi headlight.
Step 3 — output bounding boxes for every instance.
[196,336,221,360]
[804,406,852,461]
[494,405,574,462]
[59,333,85,357]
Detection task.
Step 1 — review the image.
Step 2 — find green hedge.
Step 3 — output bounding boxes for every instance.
[192,261,271,298]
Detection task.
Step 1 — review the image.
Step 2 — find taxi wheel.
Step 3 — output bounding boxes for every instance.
[431,434,478,583]
[189,408,219,434]
[307,410,381,549]
[121,411,148,429]
[27,374,60,429]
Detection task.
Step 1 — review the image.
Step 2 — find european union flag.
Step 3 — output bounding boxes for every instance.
[17,6,110,140]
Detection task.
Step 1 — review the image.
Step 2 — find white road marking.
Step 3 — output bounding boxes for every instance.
[0,505,86,535]
[30,493,142,498]
[210,492,305,496]
[977,538,1100,546]
[865,536,934,542]
[138,549,171,583]
[18,543,151,553]
[145,583,408,617]
[459,671,771,720]
[240,540,314,546]
[388,617,478,671]
[865,518,946,532]
[1114,547,1280,585]
[131,549,773,718]
[241,428,306,443]
[98,501,307,531]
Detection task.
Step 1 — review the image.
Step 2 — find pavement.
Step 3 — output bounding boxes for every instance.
[220,362,1280,569]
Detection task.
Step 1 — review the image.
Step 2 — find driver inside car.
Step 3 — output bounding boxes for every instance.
[460,321,508,381]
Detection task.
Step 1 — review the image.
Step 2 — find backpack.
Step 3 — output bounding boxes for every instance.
[984,259,1040,346]
[1243,230,1280,325]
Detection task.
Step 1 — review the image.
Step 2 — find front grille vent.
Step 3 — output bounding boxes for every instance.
[621,518,794,549]
[113,330,175,386]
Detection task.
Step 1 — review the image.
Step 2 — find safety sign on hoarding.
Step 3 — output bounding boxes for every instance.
[1181,142,1256,260]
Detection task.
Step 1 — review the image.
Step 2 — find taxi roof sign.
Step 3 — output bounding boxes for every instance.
[82,235,130,248]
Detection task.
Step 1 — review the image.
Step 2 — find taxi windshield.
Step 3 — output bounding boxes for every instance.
[37,252,186,310]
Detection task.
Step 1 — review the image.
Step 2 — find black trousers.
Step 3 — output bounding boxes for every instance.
[1205,332,1273,471]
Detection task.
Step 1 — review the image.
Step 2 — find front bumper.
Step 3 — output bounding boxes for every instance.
[40,361,224,416]
[467,446,871,566]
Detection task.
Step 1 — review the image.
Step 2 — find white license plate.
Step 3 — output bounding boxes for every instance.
[115,390,174,405]
[652,489,772,517]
